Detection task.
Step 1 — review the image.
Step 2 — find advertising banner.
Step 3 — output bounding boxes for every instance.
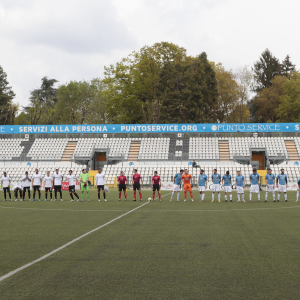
[160,182,175,191]
[1,123,300,135]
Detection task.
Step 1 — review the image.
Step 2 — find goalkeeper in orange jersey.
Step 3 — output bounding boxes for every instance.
[181,169,194,202]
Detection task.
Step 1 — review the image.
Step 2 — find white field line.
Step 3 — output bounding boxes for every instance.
[0,192,173,212]
[0,194,298,213]
[0,192,172,283]
[142,206,300,212]
[0,206,128,212]
[0,200,150,283]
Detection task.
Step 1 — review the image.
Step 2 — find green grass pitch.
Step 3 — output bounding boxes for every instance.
[0,188,300,299]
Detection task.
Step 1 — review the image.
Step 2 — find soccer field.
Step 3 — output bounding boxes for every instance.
[1,189,300,299]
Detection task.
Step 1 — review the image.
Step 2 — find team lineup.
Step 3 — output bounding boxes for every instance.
[170,167,297,203]
[1,167,300,202]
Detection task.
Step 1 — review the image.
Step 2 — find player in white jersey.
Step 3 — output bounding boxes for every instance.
[1,172,11,201]
[53,168,63,201]
[14,182,23,201]
[67,170,80,201]
[95,168,107,201]
[43,171,53,201]
[32,168,42,201]
[22,171,31,201]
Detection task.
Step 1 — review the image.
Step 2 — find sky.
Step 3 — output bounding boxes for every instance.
[1,0,300,108]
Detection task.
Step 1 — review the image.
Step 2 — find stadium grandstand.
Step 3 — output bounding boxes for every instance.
[1,122,300,189]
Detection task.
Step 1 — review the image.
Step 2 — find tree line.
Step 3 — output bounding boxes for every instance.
[0,42,298,125]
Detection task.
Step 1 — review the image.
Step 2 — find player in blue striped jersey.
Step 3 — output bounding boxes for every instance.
[211,169,221,202]
[170,169,184,202]
[276,169,288,202]
[197,169,207,202]
[222,171,232,202]
[235,171,245,202]
[250,168,260,202]
[265,169,275,202]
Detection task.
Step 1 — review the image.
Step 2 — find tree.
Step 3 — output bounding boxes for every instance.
[156,54,218,123]
[252,49,282,92]
[55,79,108,124]
[210,62,240,123]
[226,105,250,123]
[281,55,296,76]
[252,75,287,123]
[250,50,296,121]
[30,102,42,125]
[0,65,16,124]
[182,53,218,123]
[28,76,58,105]
[103,60,144,124]
[155,62,185,123]
[277,72,300,122]
[234,66,253,123]
[24,76,58,124]
[15,111,31,125]
[103,42,189,124]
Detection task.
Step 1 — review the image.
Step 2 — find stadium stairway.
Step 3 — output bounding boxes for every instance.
[219,140,230,161]
[168,138,176,159]
[11,139,35,161]
[61,141,77,162]
[284,140,299,160]
[128,141,141,162]
[183,138,189,155]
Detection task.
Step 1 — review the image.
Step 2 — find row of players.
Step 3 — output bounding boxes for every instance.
[170,168,295,202]
[0,168,107,202]
[0,167,148,202]
[0,167,298,202]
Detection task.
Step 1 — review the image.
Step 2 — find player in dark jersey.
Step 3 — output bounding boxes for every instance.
[14,182,23,201]
[132,169,143,201]
[152,171,161,201]
[22,171,31,201]
[1,172,11,201]
[117,171,127,201]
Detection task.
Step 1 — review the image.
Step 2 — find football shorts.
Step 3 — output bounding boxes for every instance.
[118,184,126,192]
[250,185,259,193]
[278,184,287,193]
[212,184,220,192]
[3,187,10,192]
[266,184,275,192]
[54,185,62,192]
[224,186,232,193]
[184,184,192,192]
[153,184,160,192]
[198,186,206,192]
[173,184,181,192]
[81,183,89,191]
[97,185,105,191]
[133,183,141,191]
[33,185,40,192]
[45,187,52,192]
[237,186,244,194]
[69,185,75,192]
[14,188,22,195]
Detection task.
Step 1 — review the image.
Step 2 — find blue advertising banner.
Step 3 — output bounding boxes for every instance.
[0,123,299,134]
